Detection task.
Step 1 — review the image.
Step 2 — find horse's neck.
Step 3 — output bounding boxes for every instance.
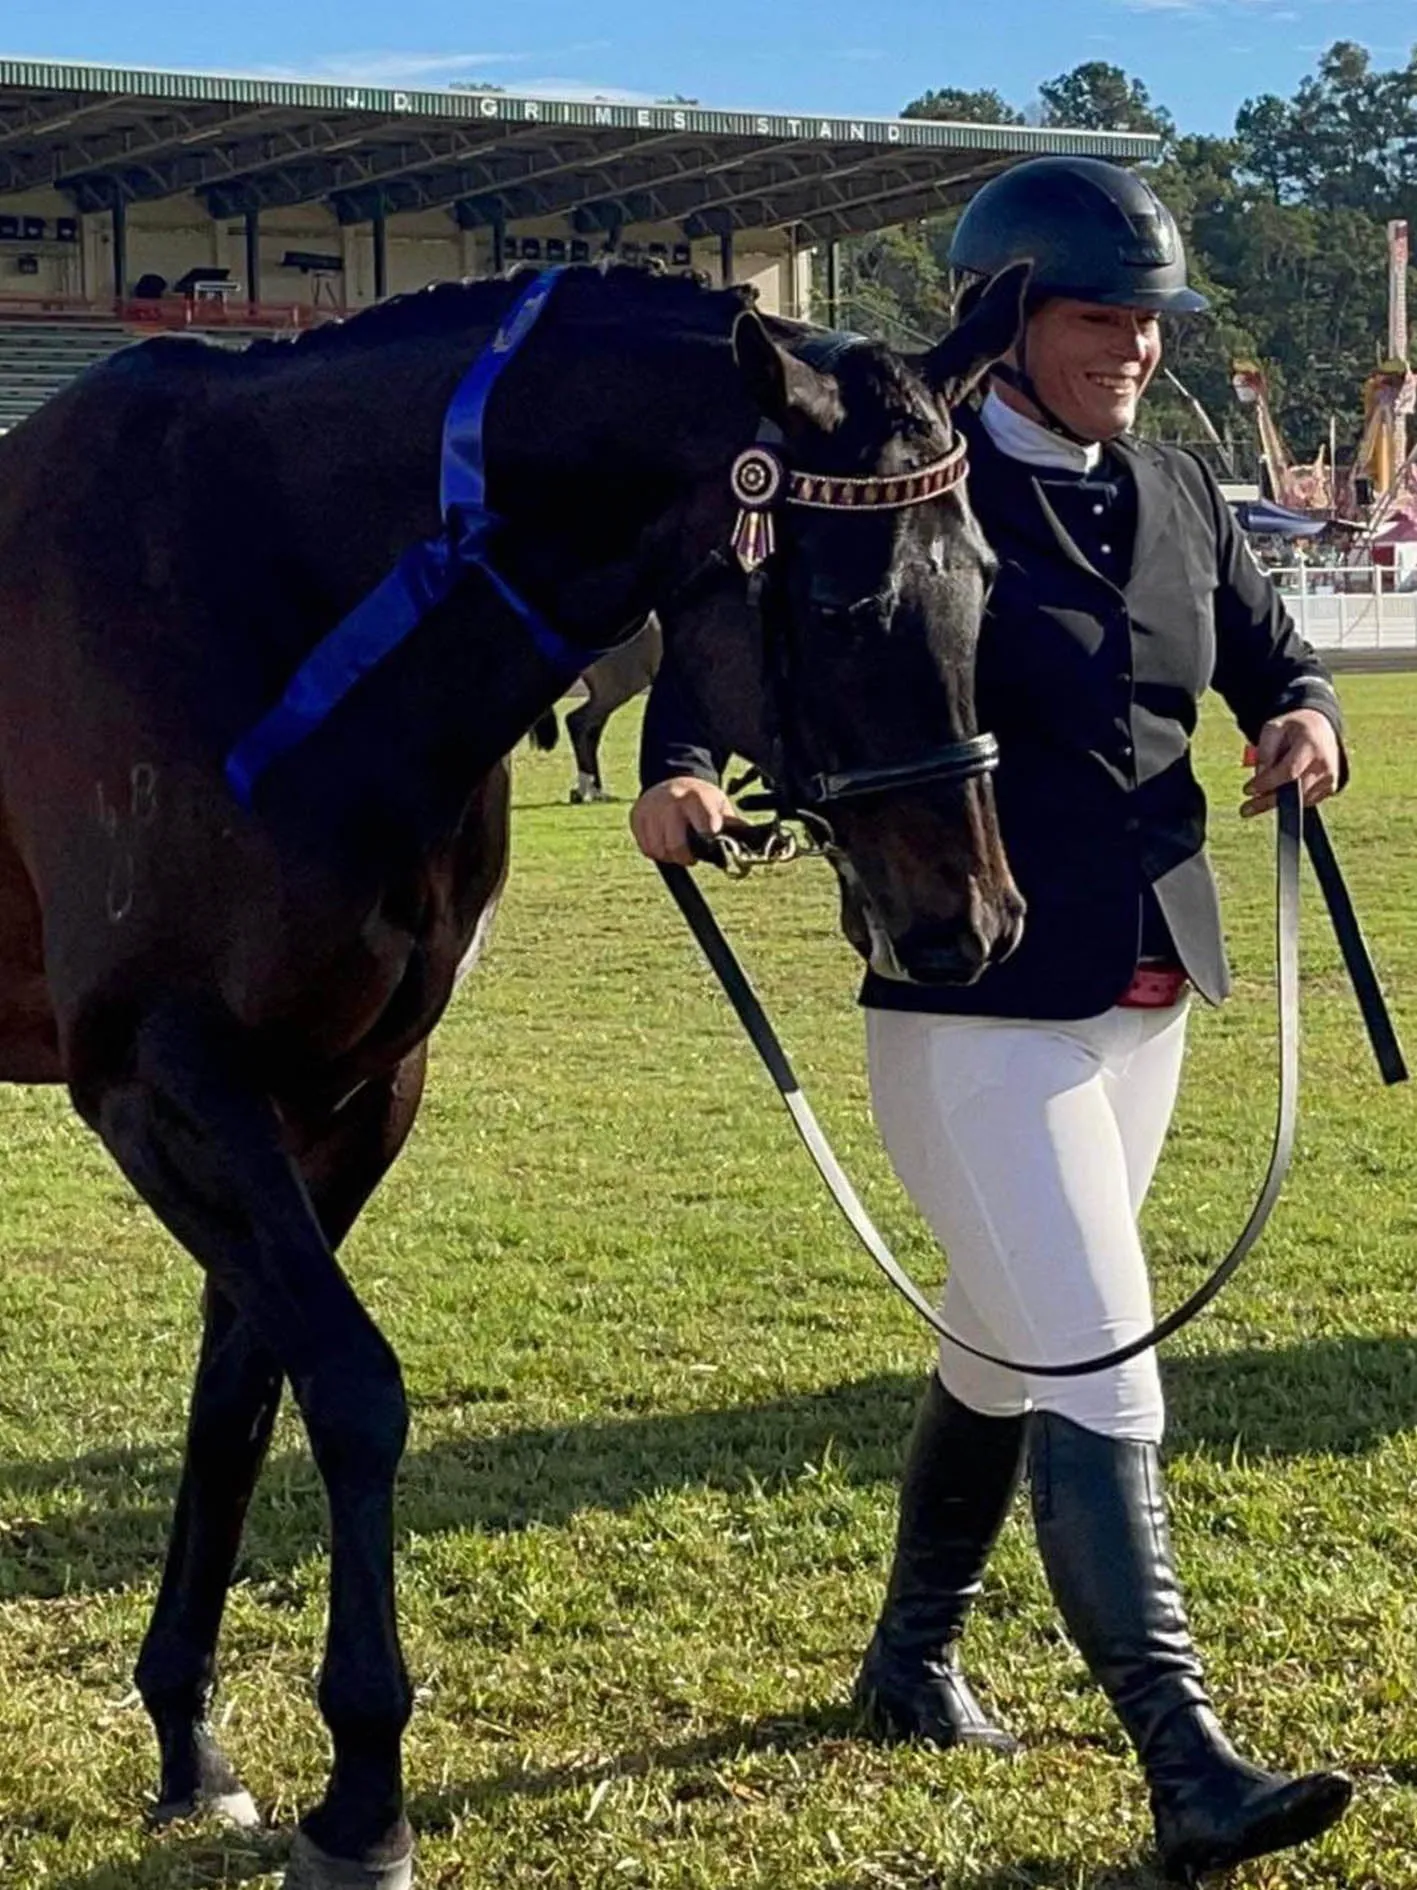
[246,314,743,877]
[259,568,571,882]
[259,345,473,622]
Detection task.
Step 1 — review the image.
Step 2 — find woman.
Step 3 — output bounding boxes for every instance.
[629,156,1351,1880]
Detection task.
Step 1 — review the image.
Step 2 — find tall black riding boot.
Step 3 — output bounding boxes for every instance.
[853,1373,1026,1754]
[1030,1413,1352,1884]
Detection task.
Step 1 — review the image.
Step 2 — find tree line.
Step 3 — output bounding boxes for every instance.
[837,45,1417,465]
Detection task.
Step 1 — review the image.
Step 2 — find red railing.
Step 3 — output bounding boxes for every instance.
[0,292,336,332]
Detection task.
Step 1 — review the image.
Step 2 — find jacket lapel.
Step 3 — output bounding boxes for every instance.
[960,409,1115,589]
[1111,436,1182,600]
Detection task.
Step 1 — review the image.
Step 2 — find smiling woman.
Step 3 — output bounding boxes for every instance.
[632,154,1354,1883]
[1012,299,1162,440]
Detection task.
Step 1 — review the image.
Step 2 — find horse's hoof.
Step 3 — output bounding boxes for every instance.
[568,786,585,803]
[150,1785,262,1830]
[284,1828,414,1890]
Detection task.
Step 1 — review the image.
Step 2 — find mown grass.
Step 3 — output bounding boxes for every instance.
[0,676,1414,1889]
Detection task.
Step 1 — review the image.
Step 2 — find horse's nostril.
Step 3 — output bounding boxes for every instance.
[897,928,989,987]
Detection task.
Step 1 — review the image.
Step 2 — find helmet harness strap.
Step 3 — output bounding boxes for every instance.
[989,322,1102,451]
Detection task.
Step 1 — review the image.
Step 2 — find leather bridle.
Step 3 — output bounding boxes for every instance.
[720,421,998,823]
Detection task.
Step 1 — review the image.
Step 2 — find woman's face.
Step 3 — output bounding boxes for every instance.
[1018,298,1162,440]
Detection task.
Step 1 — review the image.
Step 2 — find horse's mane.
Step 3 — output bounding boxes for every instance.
[238,261,757,362]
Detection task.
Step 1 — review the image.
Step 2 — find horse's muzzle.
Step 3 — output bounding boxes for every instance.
[894,895,1025,986]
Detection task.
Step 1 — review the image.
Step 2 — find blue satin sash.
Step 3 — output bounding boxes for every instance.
[227,268,583,806]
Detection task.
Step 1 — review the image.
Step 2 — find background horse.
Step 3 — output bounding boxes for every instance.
[0,260,1024,1888]
[530,613,663,801]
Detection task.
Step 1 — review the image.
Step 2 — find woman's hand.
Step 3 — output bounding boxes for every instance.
[629,777,737,864]
[1240,709,1343,819]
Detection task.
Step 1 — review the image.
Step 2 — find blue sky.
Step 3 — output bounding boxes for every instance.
[1,0,1412,136]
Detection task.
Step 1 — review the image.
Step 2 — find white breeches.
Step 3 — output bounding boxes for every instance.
[866,1001,1190,1443]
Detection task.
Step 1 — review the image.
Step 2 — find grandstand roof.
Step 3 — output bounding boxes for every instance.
[0,58,1159,241]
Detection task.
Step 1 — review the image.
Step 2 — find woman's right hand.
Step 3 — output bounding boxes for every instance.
[629,777,737,865]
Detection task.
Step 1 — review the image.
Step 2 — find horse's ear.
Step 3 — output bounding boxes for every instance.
[919,261,1033,405]
[733,309,843,432]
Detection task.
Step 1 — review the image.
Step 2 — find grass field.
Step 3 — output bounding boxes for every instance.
[0,677,1414,1889]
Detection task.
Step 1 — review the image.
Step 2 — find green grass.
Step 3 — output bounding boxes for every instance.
[0,677,1415,1889]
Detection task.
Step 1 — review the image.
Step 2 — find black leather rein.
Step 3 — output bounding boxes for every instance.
[659,786,1406,1378]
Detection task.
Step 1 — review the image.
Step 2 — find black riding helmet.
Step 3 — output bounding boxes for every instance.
[949,157,1206,441]
[949,156,1208,314]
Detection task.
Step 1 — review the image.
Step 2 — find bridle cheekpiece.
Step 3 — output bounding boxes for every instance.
[723,426,994,815]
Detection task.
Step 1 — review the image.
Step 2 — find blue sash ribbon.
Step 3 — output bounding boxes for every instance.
[226,268,585,807]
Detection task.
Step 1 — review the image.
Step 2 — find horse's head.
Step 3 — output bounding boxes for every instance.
[660,265,1030,985]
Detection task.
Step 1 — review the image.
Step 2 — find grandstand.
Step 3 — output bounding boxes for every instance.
[0,317,128,429]
[0,57,1157,431]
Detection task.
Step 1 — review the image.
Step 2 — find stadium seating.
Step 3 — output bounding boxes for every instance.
[0,316,281,433]
[0,319,136,432]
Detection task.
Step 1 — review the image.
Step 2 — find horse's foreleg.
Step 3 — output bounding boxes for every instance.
[137,1282,281,1827]
[301,1049,428,1254]
[134,1050,426,1836]
[567,699,610,801]
[87,1004,415,1889]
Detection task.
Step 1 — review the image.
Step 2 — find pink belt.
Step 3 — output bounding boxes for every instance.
[1119,963,1189,1008]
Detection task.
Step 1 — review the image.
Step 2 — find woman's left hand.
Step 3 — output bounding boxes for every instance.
[1240,709,1343,819]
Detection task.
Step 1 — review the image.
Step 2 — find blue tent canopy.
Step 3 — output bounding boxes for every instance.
[1232,498,1329,538]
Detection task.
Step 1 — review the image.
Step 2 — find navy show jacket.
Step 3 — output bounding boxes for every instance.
[641,406,1343,1020]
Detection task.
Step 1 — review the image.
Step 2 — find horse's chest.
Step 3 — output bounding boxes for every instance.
[327,888,497,1071]
[452,891,500,990]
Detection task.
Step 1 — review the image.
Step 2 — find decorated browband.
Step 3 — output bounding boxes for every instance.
[728,435,969,575]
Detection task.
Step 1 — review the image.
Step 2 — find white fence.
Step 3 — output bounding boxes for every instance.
[1265,564,1417,652]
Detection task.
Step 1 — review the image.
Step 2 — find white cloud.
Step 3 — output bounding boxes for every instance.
[256,51,529,85]
[508,77,662,102]
[253,45,621,91]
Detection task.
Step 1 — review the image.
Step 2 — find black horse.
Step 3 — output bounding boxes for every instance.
[0,260,1024,1886]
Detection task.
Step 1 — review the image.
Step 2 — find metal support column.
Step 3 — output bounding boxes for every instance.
[491,219,506,276]
[719,230,735,287]
[244,206,261,306]
[111,192,126,300]
[372,203,388,302]
[825,239,841,329]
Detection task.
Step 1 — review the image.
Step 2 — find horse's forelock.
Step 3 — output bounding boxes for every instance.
[812,338,951,461]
